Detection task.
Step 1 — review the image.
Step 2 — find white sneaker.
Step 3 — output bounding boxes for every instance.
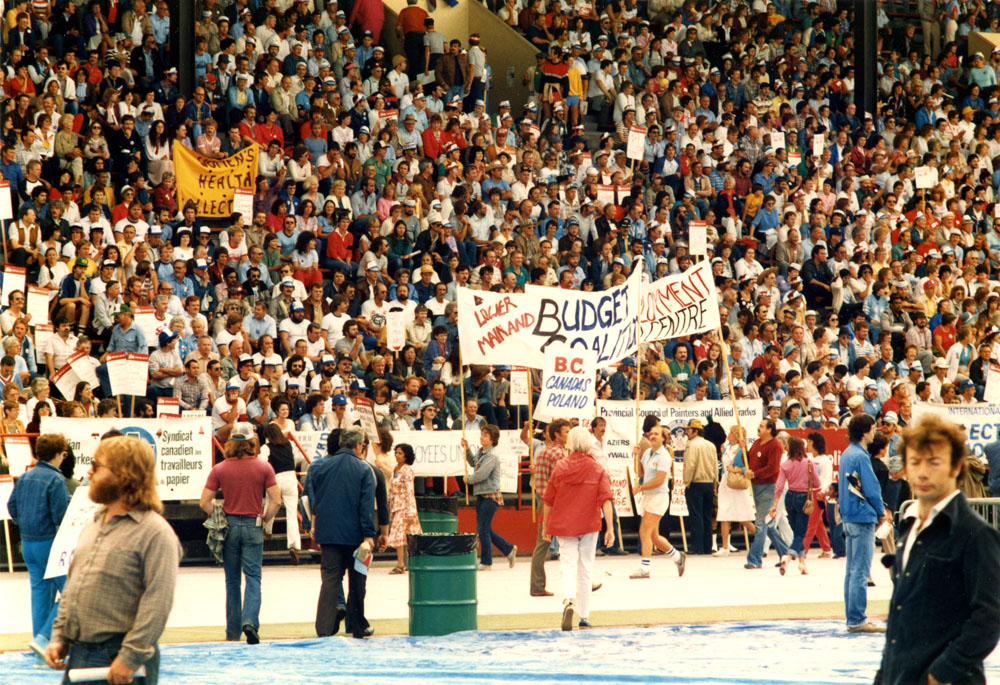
[629,567,650,579]
[728,544,739,553]
[478,564,491,571]
[712,548,730,556]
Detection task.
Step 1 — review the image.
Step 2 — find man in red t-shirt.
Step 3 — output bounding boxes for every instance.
[200,423,280,644]
[745,418,794,569]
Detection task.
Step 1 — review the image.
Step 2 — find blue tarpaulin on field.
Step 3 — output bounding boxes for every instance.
[3,620,998,684]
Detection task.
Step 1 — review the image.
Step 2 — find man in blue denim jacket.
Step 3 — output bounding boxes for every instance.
[6,433,71,648]
[838,414,888,634]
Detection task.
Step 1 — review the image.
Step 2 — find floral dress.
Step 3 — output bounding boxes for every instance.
[388,463,422,549]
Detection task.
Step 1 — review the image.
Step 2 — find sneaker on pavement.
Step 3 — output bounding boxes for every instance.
[478,564,491,571]
[578,619,592,629]
[727,544,739,553]
[561,602,574,631]
[629,567,650,579]
[712,548,730,556]
[847,623,886,634]
[508,545,518,568]
[675,551,686,577]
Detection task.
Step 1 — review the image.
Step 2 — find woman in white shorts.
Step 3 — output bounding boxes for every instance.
[631,424,686,579]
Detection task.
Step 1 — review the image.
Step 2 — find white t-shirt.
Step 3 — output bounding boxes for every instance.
[321,311,351,349]
[360,298,390,330]
[211,396,246,431]
[279,317,311,348]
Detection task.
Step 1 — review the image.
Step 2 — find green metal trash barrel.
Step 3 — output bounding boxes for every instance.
[408,533,477,636]
[415,496,458,533]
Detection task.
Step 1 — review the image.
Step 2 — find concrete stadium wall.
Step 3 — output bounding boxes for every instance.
[380,0,537,112]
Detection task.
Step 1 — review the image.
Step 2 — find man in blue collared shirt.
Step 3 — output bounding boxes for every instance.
[7,433,71,648]
[96,305,148,398]
[164,260,195,299]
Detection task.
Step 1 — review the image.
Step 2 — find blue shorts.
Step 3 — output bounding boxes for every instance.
[566,96,580,107]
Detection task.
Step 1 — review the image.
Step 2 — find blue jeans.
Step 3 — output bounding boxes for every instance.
[476,495,512,566]
[21,538,64,639]
[842,520,876,628]
[62,635,159,685]
[784,491,809,558]
[746,483,791,567]
[222,515,263,640]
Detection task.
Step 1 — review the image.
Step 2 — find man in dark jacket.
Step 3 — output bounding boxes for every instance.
[875,415,1000,685]
[306,428,378,639]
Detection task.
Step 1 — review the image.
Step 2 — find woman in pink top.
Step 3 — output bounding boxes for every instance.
[769,436,819,576]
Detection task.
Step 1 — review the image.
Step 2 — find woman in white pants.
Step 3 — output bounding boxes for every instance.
[261,423,302,562]
[542,427,614,631]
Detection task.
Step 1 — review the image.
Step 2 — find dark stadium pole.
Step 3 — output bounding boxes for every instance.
[167,0,196,97]
[853,0,877,118]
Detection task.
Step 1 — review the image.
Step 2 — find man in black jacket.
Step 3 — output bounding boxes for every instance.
[875,415,1000,685]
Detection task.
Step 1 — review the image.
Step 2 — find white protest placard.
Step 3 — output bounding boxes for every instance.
[638,262,720,343]
[595,184,616,206]
[626,125,646,161]
[34,324,53,363]
[379,108,400,124]
[44,486,100,579]
[385,308,406,352]
[157,396,181,417]
[579,152,593,171]
[985,363,1000,404]
[460,266,639,369]
[405,430,464,477]
[669,460,688,516]
[105,351,129,396]
[493,429,526,493]
[0,181,12,220]
[126,353,150,395]
[232,188,253,221]
[688,220,707,256]
[811,133,824,158]
[51,363,83,403]
[4,436,34,476]
[607,463,634,517]
[787,151,802,166]
[67,350,100,388]
[770,131,786,150]
[535,343,597,422]
[1,266,26,306]
[353,397,381,445]
[41,415,214,500]
[914,166,938,190]
[25,285,50,325]
[509,367,531,405]
[0,475,13,519]
[132,306,159,348]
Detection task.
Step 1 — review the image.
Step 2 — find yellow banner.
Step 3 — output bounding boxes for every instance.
[173,142,259,219]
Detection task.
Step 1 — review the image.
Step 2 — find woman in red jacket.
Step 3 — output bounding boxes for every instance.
[542,426,614,632]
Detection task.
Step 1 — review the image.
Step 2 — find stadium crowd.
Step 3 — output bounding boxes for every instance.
[3,0,1000,566]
